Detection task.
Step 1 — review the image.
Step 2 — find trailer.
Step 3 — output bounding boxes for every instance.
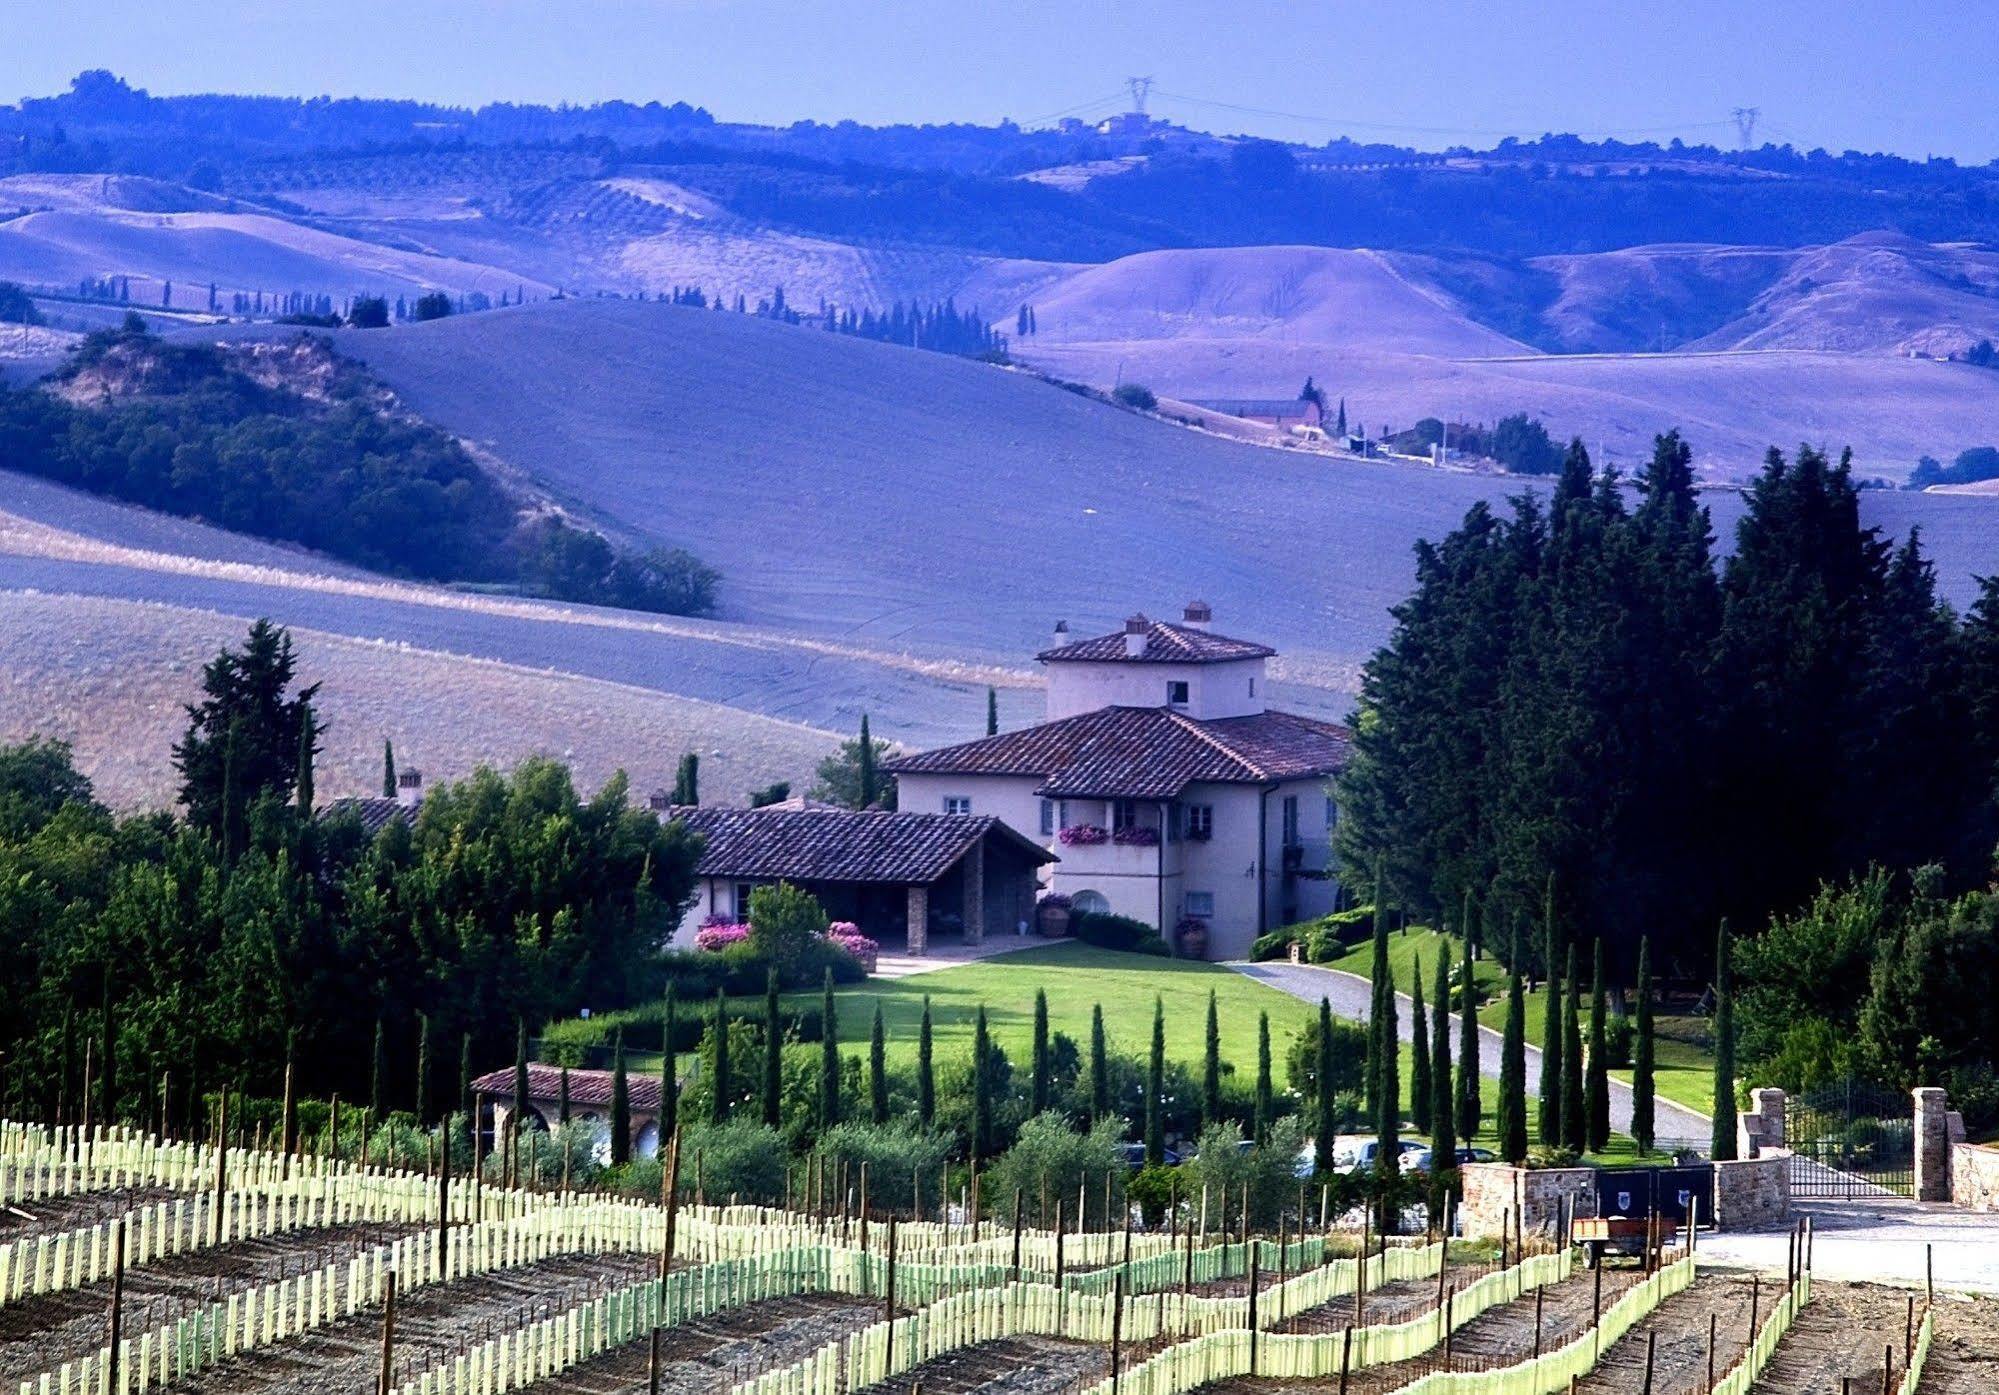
[1572,1214,1678,1268]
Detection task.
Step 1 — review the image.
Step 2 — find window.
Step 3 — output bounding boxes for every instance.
[732,882,755,920]
[1184,891,1215,918]
[1325,796,1338,829]
[943,796,972,816]
[1186,804,1213,841]
[1112,799,1137,832]
[1166,679,1190,707]
[1282,796,1300,847]
[1072,890,1110,916]
[1249,677,1256,698]
[1039,799,1055,835]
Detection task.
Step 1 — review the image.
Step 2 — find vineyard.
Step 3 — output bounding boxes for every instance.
[0,1122,1990,1395]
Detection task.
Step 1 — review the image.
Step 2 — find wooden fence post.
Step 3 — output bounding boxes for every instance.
[106,1220,126,1395]
[376,1266,398,1395]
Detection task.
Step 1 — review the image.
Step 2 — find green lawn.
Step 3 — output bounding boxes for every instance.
[789,942,1323,1071]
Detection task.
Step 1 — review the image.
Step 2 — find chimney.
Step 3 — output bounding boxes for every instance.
[396,769,424,809]
[648,788,672,813]
[1182,599,1212,630]
[1051,619,1070,649]
[1123,614,1149,658]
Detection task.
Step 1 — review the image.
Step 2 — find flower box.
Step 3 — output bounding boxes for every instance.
[1058,824,1109,846]
[1112,826,1160,847]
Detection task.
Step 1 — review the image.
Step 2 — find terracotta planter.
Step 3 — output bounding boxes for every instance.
[1176,919,1210,961]
[1037,900,1072,939]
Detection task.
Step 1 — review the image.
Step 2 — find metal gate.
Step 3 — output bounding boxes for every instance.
[1784,1078,1914,1198]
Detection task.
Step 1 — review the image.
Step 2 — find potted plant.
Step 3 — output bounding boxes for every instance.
[1037,893,1073,938]
[1175,916,1210,961]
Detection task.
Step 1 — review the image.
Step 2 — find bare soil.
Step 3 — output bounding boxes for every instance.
[1567,1274,1760,1393]
[515,1293,881,1395]
[0,1222,416,1383]
[0,1185,178,1240]
[1917,1291,1999,1394]
[1749,1281,1935,1395]
[845,1336,1108,1395]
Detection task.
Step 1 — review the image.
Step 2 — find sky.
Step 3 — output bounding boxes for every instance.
[6,0,1999,162]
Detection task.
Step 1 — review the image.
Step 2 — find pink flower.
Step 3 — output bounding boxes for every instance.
[1058,824,1109,846]
[694,922,751,952]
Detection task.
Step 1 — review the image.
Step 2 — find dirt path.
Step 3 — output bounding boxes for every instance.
[846,1336,1108,1395]
[0,1222,417,1383]
[1917,1292,1999,1394]
[154,1253,659,1395]
[1571,1274,1758,1394]
[515,1293,881,1395]
[1750,1282,1928,1394]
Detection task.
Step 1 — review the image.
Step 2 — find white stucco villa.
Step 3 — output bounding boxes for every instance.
[884,603,1351,961]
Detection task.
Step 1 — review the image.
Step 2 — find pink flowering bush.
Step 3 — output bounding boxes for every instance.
[694,921,752,952]
[824,921,879,972]
[1112,826,1160,846]
[1058,824,1109,846]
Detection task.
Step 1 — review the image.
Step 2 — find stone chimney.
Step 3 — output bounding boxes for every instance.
[647,788,672,813]
[396,768,424,809]
[1051,619,1070,649]
[1182,599,1212,630]
[1123,614,1149,658]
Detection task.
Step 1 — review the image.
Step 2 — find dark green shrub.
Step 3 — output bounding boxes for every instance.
[1071,911,1166,953]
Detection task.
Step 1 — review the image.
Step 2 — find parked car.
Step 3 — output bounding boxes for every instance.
[1334,1137,1426,1171]
[1118,1142,1181,1168]
[1400,1145,1497,1173]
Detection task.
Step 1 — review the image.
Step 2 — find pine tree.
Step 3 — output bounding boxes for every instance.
[382,739,396,799]
[1201,990,1222,1126]
[1145,996,1165,1165]
[1500,958,1528,1162]
[710,990,731,1124]
[1586,940,1610,1153]
[1313,998,1336,1174]
[1454,934,1481,1143]
[1632,937,1656,1156]
[856,716,878,809]
[1030,989,1050,1114]
[917,995,935,1126]
[986,687,999,736]
[762,969,783,1128]
[609,1031,631,1165]
[1537,900,1562,1146]
[819,970,840,1130]
[869,1004,889,1124]
[1089,1004,1110,1123]
[1430,951,1455,1168]
[294,701,316,815]
[512,1018,529,1142]
[660,985,678,1143]
[1711,920,1738,1161]
[1409,954,1432,1134]
[972,1006,994,1161]
[414,1012,430,1123]
[1560,948,1586,1153]
[1254,1012,1273,1143]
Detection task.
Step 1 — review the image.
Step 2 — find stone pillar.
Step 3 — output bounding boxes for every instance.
[1915,1087,1952,1202]
[1738,1088,1786,1159]
[962,840,985,942]
[906,884,929,956]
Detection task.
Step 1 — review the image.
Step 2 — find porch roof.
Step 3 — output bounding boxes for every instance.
[663,806,1054,885]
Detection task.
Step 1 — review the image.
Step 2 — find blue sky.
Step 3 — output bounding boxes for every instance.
[8,0,1998,162]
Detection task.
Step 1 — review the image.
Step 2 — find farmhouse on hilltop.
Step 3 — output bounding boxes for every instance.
[885,603,1351,960]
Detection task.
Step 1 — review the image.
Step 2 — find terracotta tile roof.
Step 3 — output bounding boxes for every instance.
[1039,617,1275,665]
[883,706,1352,800]
[321,796,413,835]
[662,806,1054,885]
[472,1063,663,1112]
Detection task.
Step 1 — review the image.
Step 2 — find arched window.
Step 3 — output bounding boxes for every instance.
[1071,890,1110,916]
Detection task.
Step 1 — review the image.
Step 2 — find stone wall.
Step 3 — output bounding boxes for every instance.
[1711,1150,1790,1230]
[1459,1163,1594,1241]
[1951,1143,1999,1211]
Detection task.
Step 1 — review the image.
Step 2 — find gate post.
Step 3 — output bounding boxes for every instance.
[1913,1088,1951,1203]
[1740,1089,1786,1159]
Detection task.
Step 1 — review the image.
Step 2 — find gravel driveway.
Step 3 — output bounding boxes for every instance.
[1231,961,1711,1146]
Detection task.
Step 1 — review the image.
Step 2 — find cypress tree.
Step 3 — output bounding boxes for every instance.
[1031,989,1050,1115]
[1430,951,1455,1168]
[1632,937,1656,1156]
[513,1018,529,1141]
[1089,1004,1110,1123]
[1409,955,1432,1134]
[1365,900,1390,1117]
[819,970,840,1129]
[986,687,999,736]
[917,995,935,1126]
[1201,990,1222,1126]
[609,1030,630,1165]
[558,1066,571,1125]
[972,1006,993,1161]
[1500,957,1528,1163]
[1253,1012,1273,1143]
[1374,967,1399,1183]
[1313,998,1335,1174]
[869,1004,889,1125]
[369,1017,385,1122]
[414,1012,430,1123]
[672,752,699,806]
[1560,948,1586,1153]
[660,985,679,1143]
[762,969,783,1128]
[382,739,395,799]
[1586,940,1610,1153]
[1711,921,1737,1161]
[1537,888,1562,1146]
[856,716,878,809]
[294,701,315,815]
[710,990,730,1125]
[1145,996,1165,1165]
[1455,934,1481,1143]
[459,1032,472,1121]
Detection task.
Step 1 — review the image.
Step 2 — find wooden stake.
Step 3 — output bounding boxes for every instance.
[438,1125,451,1271]
[1707,1311,1717,1389]
[1749,1275,1760,1338]
[1011,1190,1024,1282]
[1246,1244,1260,1375]
[106,1221,126,1395]
[1906,1294,1915,1364]
[1337,1327,1352,1395]
[1640,1330,1656,1395]
[213,1090,229,1246]
[1533,1284,1545,1357]
[376,1266,398,1395]
[1881,1344,1893,1395]
[648,1325,662,1395]
[884,1216,899,1368]
[1592,1256,1603,1326]
[659,1131,682,1286]
[1109,1262,1127,1394]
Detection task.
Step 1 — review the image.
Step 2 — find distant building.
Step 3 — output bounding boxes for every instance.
[322,768,427,833]
[471,1063,664,1161]
[1190,398,1325,432]
[885,603,1351,960]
